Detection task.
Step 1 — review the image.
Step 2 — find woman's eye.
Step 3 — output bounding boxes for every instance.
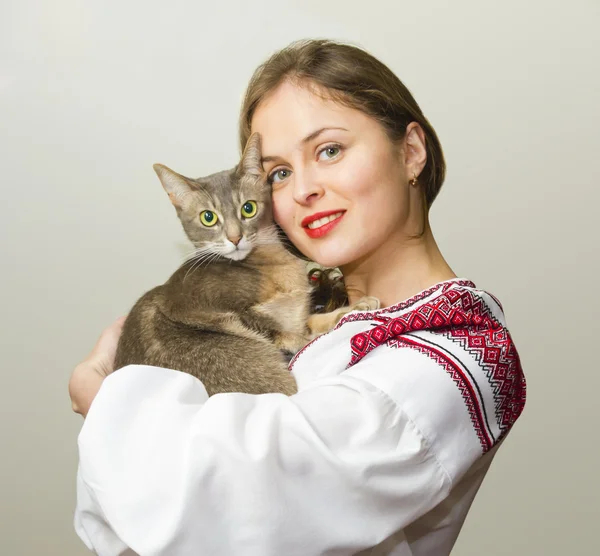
[200,210,218,227]
[241,200,258,218]
[269,169,292,184]
[318,145,341,161]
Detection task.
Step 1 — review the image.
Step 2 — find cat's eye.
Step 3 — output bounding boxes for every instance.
[241,200,258,218]
[200,210,218,227]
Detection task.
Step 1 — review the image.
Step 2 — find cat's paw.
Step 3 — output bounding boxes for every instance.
[306,296,381,338]
[349,296,380,312]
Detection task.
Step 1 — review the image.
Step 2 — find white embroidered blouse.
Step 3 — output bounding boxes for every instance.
[75,278,526,555]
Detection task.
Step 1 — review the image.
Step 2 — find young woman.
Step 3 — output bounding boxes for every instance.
[70,39,526,555]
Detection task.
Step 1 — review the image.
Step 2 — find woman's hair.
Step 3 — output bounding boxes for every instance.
[238,39,446,311]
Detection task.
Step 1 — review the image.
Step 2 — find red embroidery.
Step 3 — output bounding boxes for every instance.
[440,325,525,437]
[336,280,476,328]
[388,336,493,452]
[348,289,526,447]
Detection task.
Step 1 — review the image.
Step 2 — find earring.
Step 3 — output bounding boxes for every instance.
[409,173,419,187]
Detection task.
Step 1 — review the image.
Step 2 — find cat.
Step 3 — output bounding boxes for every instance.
[114,133,379,396]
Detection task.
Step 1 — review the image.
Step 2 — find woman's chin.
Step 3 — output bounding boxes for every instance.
[289,231,359,269]
[305,247,353,270]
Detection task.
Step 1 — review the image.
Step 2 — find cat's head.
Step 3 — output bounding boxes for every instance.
[154,133,278,262]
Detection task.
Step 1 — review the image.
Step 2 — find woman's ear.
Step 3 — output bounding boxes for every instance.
[403,122,427,178]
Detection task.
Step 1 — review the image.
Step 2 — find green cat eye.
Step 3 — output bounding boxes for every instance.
[241,200,258,218]
[200,210,218,227]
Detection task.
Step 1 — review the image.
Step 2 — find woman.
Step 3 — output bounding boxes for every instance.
[70,39,526,555]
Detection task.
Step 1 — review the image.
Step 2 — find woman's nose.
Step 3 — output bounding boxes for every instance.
[292,168,324,205]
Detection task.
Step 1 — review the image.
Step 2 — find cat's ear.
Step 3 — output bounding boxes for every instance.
[153,164,193,210]
[237,132,263,178]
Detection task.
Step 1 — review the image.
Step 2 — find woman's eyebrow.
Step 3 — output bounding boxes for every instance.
[261,126,349,164]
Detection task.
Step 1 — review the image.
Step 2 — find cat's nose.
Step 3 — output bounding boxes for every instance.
[228,236,242,246]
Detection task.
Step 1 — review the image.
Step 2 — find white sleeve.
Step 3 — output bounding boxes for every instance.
[75,363,456,556]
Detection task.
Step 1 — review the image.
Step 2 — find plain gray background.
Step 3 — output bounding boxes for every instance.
[1,0,598,554]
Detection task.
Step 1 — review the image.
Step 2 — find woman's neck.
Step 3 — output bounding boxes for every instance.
[340,223,457,308]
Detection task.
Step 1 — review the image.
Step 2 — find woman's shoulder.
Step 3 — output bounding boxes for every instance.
[293,278,526,481]
[339,278,516,361]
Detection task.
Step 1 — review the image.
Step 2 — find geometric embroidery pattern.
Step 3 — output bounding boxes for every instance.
[336,279,476,328]
[387,336,493,452]
[434,319,525,438]
[348,288,526,450]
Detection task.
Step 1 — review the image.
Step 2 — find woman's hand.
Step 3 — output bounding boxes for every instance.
[69,316,126,418]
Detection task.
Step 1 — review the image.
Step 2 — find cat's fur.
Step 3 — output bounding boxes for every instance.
[114,133,378,396]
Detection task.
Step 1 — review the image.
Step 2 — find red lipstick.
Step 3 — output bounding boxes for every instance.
[302,210,345,239]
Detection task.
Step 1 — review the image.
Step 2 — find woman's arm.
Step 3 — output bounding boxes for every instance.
[75,363,457,556]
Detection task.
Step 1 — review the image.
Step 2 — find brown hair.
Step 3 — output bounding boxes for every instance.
[238,39,447,311]
[239,39,446,205]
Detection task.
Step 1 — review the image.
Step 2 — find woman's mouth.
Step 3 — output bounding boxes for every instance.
[303,211,345,239]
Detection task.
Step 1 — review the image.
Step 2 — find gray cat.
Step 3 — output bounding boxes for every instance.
[114,133,378,396]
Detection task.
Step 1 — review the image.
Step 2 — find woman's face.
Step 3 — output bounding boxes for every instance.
[251,80,422,269]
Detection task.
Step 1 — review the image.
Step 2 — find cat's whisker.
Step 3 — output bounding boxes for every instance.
[183,255,209,267]
[196,251,222,269]
[183,258,204,282]
[182,251,215,268]
[196,253,222,272]
[182,254,206,268]
[185,257,211,279]
[182,254,205,265]
[182,251,202,261]
[182,246,213,263]
[182,249,221,281]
